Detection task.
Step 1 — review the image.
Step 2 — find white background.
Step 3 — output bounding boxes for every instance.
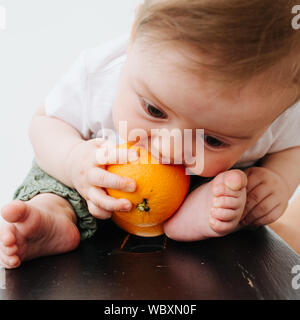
[0,0,299,208]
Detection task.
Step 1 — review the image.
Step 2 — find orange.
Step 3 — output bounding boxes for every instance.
[105,143,190,237]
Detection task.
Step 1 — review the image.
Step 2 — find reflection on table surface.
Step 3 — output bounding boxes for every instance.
[1,220,299,300]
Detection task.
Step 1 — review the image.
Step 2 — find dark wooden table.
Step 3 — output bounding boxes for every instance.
[1,220,299,300]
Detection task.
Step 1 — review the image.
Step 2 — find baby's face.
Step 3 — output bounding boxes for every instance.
[112,40,296,176]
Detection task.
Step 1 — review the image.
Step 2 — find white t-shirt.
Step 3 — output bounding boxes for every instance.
[45,34,300,169]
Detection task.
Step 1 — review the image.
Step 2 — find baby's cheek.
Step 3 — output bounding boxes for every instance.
[113,115,143,143]
[200,154,235,177]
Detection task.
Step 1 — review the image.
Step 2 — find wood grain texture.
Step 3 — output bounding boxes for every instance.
[1,220,299,300]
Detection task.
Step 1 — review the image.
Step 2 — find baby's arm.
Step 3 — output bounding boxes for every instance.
[29,105,84,188]
[29,106,138,218]
[241,146,300,226]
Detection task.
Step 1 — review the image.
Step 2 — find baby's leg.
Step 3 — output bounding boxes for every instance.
[0,194,80,269]
[164,170,247,241]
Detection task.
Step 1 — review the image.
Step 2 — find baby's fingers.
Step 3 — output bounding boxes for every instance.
[87,200,112,220]
[241,194,279,226]
[242,182,271,219]
[87,167,136,192]
[251,203,284,226]
[87,187,132,217]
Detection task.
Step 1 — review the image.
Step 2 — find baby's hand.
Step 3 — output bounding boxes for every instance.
[240,166,290,227]
[66,139,139,219]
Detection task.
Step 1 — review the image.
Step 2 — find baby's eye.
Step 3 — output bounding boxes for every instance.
[204,134,225,148]
[143,100,167,119]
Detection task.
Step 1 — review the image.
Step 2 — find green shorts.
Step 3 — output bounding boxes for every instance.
[12,159,248,241]
[13,159,98,241]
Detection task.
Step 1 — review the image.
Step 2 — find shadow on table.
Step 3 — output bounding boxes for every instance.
[2,220,300,300]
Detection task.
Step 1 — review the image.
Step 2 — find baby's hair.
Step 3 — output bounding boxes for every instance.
[134,0,300,88]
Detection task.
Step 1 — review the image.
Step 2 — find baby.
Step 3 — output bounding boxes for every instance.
[1,0,300,269]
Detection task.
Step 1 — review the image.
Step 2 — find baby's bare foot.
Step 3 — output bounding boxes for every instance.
[0,194,80,269]
[164,169,247,241]
[209,169,247,236]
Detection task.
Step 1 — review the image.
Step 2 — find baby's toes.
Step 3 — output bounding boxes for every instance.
[209,215,238,235]
[0,224,17,247]
[0,237,20,269]
[0,243,18,257]
[213,196,242,210]
[212,182,241,198]
[210,207,240,222]
[209,207,242,235]
[1,200,28,223]
[0,224,20,268]
[212,169,247,195]
[0,250,20,269]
